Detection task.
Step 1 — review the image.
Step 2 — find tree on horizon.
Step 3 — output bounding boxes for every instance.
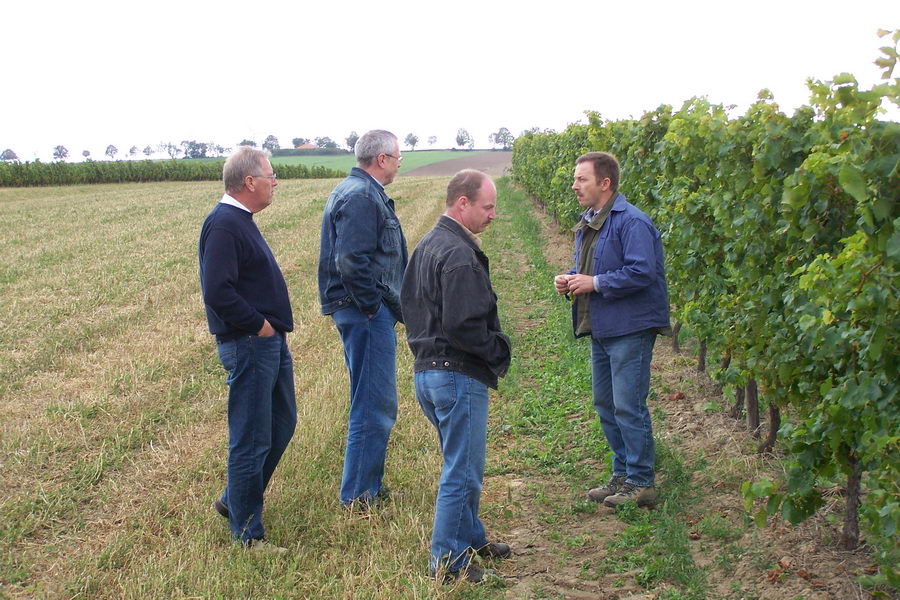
[489,127,515,150]
[345,132,359,152]
[315,136,339,150]
[455,128,472,149]
[262,135,280,152]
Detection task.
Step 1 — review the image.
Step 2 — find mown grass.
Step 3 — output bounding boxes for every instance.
[272,150,492,173]
[0,177,504,599]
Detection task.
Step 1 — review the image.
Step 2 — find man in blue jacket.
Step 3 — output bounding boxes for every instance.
[318,130,408,507]
[401,170,511,583]
[199,146,295,553]
[554,152,670,508]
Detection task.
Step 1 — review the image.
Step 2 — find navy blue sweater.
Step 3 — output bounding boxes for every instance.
[198,203,293,338]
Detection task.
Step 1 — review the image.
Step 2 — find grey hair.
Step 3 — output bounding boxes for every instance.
[354,130,397,167]
[223,146,270,194]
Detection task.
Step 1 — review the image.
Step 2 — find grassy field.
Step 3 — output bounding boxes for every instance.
[0,177,463,598]
[271,150,489,173]
[0,178,880,599]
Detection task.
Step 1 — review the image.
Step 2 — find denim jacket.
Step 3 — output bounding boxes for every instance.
[570,193,670,339]
[401,216,511,389]
[318,167,408,322]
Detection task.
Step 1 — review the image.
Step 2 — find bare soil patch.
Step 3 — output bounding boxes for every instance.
[401,151,513,178]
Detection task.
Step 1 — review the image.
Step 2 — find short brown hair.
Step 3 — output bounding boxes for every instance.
[446,169,488,207]
[575,152,619,191]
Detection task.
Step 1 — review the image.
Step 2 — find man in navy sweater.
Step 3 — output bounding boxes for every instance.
[199,146,296,553]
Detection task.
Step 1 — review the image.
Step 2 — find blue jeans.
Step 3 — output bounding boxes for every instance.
[591,329,656,487]
[216,332,296,542]
[332,305,398,504]
[415,370,489,573]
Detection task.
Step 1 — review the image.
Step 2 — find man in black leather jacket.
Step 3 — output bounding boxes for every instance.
[400,169,511,583]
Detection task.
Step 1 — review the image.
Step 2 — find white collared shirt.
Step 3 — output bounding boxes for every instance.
[219,193,251,213]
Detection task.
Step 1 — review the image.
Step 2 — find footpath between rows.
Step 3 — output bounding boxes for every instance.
[472,179,880,600]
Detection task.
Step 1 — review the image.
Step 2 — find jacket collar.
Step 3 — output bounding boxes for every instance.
[350,166,385,192]
[436,215,484,254]
[578,191,626,223]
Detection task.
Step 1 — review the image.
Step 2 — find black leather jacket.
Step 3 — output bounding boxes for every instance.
[400,216,511,389]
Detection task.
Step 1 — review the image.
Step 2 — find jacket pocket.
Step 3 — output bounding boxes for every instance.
[381,217,402,249]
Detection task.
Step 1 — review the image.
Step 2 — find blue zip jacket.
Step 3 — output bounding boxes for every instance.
[318,167,408,322]
[570,193,670,339]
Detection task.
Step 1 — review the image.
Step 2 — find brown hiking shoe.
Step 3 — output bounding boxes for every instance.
[602,483,658,508]
[587,475,626,503]
[439,563,499,584]
[477,541,511,559]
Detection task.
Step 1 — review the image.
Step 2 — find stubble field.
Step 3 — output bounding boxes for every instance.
[0,178,455,598]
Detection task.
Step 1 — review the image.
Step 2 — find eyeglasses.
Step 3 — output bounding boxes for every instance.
[253,173,277,180]
[383,153,403,163]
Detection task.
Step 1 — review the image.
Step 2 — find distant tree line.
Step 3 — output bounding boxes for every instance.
[0,160,343,187]
[2,126,526,165]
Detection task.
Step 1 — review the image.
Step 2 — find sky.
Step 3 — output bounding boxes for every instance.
[2,0,897,162]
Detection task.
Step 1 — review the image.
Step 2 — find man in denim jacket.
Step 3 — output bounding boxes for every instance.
[401,170,511,583]
[554,152,670,508]
[318,130,408,507]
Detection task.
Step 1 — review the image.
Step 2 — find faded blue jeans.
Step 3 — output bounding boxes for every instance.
[332,304,398,504]
[591,329,657,487]
[216,331,296,543]
[415,370,489,573]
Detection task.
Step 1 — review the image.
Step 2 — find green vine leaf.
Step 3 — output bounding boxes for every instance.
[838,164,867,203]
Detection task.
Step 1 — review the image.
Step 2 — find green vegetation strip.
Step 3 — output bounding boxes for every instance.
[0,160,343,187]
[487,179,709,598]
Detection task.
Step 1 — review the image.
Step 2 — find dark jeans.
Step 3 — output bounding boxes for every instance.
[216,332,296,542]
[332,305,398,504]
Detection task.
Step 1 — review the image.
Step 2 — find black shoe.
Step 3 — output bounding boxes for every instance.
[477,541,511,559]
[212,499,229,519]
[343,486,392,512]
[440,563,496,584]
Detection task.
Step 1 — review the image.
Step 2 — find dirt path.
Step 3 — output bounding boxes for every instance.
[485,197,882,600]
[401,151,512,177]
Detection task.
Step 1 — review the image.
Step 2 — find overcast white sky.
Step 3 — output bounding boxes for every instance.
[2,0,897,161]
